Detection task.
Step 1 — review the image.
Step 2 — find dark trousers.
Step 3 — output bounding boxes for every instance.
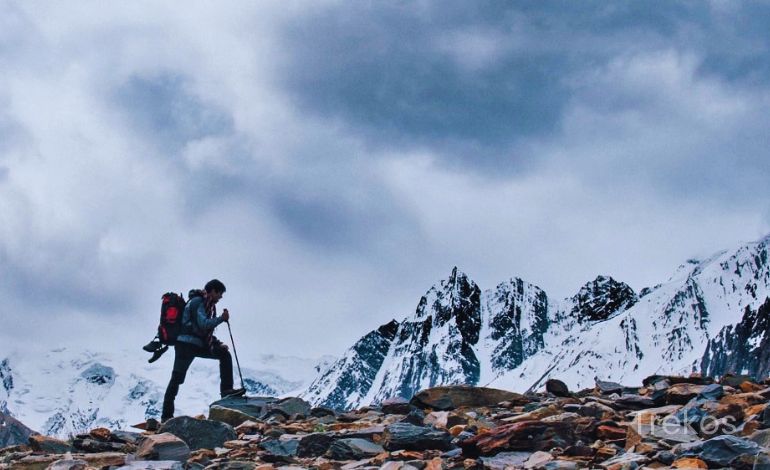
[161,341,233,420]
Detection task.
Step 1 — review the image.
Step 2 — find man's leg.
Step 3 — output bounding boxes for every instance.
[161,343,196,421]
[209,342,234,395]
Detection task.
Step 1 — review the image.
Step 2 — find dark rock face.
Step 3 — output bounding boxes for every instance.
[296,433,335,457]
[301,319,400,410]
[680,435,761,467]
[159,416,237,451]
[0,410,35,447]
[701,298,770,379]
[369,268,483,404]
[383,423,453,451]
[135,433,191,462]
[545,379,570,397]
[486,278,549,373]
[569,276,638,323]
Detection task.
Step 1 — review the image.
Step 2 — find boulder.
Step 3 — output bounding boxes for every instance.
[613,394,656,410]
[271,397,312,419]
[381,397,412,415]
[135,433,191,461]
[28,434,74,454]
[159,416,237,451]
[480,451,532,470]
[260,439,300,459]
[383,423,453,451]
[46,459,89,470]
[115,461,186,469]
[209,396,279,421]
[545,379,571,397]
[595,379,623,395]
[410,386,527,410]
[460,420,574,456]
[666,384,708,405]
[326,438,385,460]
[209,405,256,427]
[296,433,335,458]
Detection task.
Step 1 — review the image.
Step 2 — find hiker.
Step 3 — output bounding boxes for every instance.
[161,279,244,422]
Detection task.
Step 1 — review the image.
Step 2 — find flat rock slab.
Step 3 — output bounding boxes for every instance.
[410,386,527,410]
[115,461,185,469]
[296,432,335,457]
[209,405,257,427]
[28,434,74,454]
[681,435,761,467]
[136,433,191,462]
[480,451,532,470]
[12,452,126,470]
[159,416,237,451]
[383,423,453,451]
[326,438,385,460]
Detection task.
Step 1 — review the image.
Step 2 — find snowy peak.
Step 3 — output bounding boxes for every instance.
[415,267,481,345]
[568,275,638,323]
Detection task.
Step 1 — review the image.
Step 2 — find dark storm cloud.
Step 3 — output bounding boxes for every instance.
[279,1,770,178]
[114,73,234,154]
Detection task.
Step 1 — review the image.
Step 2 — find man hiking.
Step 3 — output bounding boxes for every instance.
[161,279,245,422]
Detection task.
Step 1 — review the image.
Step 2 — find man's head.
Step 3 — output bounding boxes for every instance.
[204,279,226,304]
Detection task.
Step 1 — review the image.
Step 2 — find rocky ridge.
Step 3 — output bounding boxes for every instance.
[5,376,770,469]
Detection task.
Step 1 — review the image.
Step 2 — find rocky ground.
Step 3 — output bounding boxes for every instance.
[3,374,770,469]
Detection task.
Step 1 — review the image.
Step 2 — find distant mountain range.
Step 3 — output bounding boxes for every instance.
[301,234,770,410]
[0,348,332,439]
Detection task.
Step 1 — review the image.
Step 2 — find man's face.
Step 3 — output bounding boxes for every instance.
[209,290,223,304]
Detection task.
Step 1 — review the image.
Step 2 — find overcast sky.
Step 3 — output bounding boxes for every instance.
[1,1,769,359]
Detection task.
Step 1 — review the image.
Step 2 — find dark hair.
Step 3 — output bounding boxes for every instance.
[205,279,226,294]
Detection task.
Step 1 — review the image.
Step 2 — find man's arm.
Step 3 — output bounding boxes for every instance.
[195,301,225,331]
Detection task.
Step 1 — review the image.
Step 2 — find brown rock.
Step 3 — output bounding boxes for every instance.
[46,458,88,470]
[11,452,126,470]
[88,427,112,442]
[665,384,707,405]
[460,420,574,456]
[625,426,642,451]
[410,386,528,411]
[500,404,560,424]
[28,434,74,454]
[740,381,765,393]
[449,425,466,437]
[671,457,707,468]
[596,425,626,442]
[425,457,443,470]
[424,411,449,429]
[135,432,190,461]
[742,420,762,437]
[720,392,765,407]
[746,403,767,417]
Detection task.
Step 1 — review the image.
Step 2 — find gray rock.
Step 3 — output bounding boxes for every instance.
[614,394,656,410]
[545,379,570,397]
[271,397,312,419]
[135,433,191,462]
[209,405,257,427]
[749,428,770,448]
[683,435,761,467]
[697,384,725,401]
[0,411,35,448]
[595,378,624,394]
[383,423,452,451]
[209,396,279,421]
[326,438,385,460]
[115,461,185,469]
[46,459,89,470]
[112,431,144,445]
[296,432,335,457]
[159,416,237,451]
[260,439,300,458]
[480,451,532,470]
[381,397,412,415]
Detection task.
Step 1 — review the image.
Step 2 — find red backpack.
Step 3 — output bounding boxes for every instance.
[158,292,187,345]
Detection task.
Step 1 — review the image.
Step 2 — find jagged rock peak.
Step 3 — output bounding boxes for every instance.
[415,267,481,343]
[570,275,638,323]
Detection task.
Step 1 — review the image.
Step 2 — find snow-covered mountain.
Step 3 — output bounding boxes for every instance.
[0,347,333,438]
[303,234,770,409]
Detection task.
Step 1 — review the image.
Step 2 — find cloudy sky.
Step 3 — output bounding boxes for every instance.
[1,1,769,359]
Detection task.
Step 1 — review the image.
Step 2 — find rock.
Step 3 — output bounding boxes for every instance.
[10,452,126,469]
[209,405,257,427]
[382,397,413,415]
[597,452,648,469]
[310,407,337,418]
[650,424,700,444]
[540,461,579,470]
[272,397,312,419]
[112,431,144,445]
[523,451,553,468]
[260,439,300,459]
[402,408,427,426]
[595,378,624,394]
[296,433,335,457]
[136,433,191,461]
[671,457,707,468]
[0,411,35,448]
[383,423,453,451]
[424,412,449,429]
[460,421,574,456]
[666,384,708,405]
[545,379,570,397]
[72,437,126,452]
[697,384,725,401]
[88,427,112,441]
[46,459,89,470]
[479,451,532,470]
[210,396,279,421]
[682,435,761,467]
[613,395,656,410]
[326,438,385,460]
[410,386,527,411]
[720,374,755,388]
[159,416,237,451]
[115,461,186,469]
[596,424,626,441]
[28,434,74,453]
[749,428,770,448]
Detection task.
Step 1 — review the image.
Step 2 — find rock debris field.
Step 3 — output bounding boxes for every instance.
[4,375,770,469]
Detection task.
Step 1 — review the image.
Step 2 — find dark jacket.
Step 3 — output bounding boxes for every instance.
[176,296,225,348]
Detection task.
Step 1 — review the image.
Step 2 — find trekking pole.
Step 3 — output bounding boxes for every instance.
[225,319,245,390]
